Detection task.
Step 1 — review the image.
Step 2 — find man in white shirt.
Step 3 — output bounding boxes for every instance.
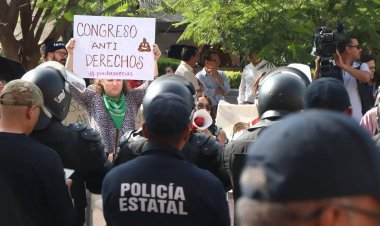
[175,46,201,96]
[237,53,273,104]
[196,51,231,117]
[335,36,371,122]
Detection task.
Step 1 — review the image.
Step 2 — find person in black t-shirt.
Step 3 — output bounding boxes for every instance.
[0,80,74,226]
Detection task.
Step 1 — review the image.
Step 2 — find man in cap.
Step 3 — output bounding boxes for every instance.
[102,85,230,226]
[305,77,352,115]
[114,75,231,191]
[0,80,74,226]
[23,62,111,226]
[41,40,68,65]
[238,110,380,226]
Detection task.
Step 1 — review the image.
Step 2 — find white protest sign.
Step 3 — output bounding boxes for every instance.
[62,99,89,126]
[73,15,156,80]
[215,100,258,139]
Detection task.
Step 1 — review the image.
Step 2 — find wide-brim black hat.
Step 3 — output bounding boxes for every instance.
[0,56,26,82]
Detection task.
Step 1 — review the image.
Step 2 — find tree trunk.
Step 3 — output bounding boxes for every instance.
[0,23,20,62]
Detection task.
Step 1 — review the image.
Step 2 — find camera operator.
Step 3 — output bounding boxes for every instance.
[334,35,371,122]
[314,35,371,122]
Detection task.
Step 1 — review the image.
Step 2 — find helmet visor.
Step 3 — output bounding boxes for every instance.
[65,70,86,93]
[37,61,86,93]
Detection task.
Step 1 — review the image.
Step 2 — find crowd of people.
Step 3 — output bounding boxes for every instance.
[1,31,380,226]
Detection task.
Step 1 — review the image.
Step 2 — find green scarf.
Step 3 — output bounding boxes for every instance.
[103,93,126,130]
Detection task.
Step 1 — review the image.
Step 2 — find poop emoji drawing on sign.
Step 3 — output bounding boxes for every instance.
[138,38,151,52]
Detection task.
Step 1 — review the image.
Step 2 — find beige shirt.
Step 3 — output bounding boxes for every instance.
[175,61,200,90]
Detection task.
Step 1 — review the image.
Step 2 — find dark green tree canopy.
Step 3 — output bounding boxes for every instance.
[156,0,380,66]
[0,0,139,69]
[2,0,380,69]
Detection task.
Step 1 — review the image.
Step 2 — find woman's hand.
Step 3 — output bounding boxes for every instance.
[65,38,75,71]
[153,44,161,61]
[66,38,75,56]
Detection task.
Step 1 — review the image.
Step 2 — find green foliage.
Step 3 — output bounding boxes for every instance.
[224,71,242,89]
[157,57,181,75]
[157,0,380,67]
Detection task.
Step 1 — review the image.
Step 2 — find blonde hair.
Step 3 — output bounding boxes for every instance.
[93,79,129,95]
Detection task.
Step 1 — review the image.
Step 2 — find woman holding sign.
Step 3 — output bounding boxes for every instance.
[65,38,161,156]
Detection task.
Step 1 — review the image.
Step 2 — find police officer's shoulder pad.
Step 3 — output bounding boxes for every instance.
[119,129,144,146]
[191,133,221,156]
[68,123,86,132]
[80,126,102,142]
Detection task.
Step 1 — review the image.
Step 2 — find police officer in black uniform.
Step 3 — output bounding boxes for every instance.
[224,67,310,226]
[114,75,231,190]
[102,81,230,226]
[22,61,112,226]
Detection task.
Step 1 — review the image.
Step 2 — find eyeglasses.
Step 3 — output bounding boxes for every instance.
[196,103,211,111]
[53,50,68,57]
[348,45,362,50]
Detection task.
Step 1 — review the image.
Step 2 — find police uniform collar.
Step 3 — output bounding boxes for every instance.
[145,143,186,160]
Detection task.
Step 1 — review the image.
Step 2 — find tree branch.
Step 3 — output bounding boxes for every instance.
[19,0,33,42]
[30,8,44,35]
[30,0,48,34]
[0,22,20,61]
[0,0,10,22]
[31,0,37,11]
[9,0,24,31]
[43,0,80,41]
[35,7,53,43]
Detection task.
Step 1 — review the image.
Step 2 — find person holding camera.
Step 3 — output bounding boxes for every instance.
[334,36,371,122]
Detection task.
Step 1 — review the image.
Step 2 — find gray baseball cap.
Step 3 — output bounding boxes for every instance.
[241,110,380,202]
[0,79,52,118]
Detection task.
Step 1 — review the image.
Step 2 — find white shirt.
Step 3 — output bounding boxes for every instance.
[237,60,273,104]
[175,61,200,90]
[343,62,370,122]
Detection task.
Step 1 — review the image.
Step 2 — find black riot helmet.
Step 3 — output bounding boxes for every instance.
[257,67,309,120]
[143,75,195,113]
[22,61,86,129]
[154,74,196,96]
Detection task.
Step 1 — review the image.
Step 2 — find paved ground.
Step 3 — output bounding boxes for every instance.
[87,194,106,226]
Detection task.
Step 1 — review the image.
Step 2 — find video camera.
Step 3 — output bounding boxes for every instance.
[312,23,345,78]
